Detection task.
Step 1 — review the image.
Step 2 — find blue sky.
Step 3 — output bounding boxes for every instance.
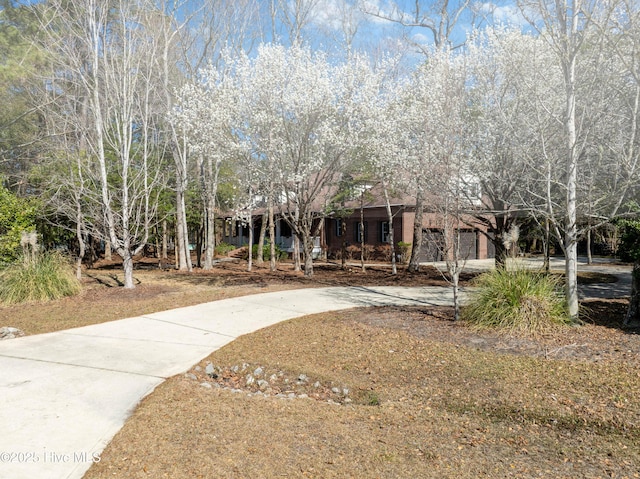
[295,0,528,56]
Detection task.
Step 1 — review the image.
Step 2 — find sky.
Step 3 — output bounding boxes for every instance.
[295,0,528,58]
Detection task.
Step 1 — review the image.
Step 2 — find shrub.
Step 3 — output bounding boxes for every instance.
[397,241,411,263]
[345,245,359,260]
[214,242,236,256]
[0,252,81,304]
[0,184,38,264]
[246,242,286,261]
[376,244,392,262]
[462,267,570,335]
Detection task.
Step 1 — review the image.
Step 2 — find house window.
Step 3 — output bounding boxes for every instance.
[335,219,343,237]
[355,221,368,243]
[461,181,481,203]
[381,221,390,243]
[280,220,292,237]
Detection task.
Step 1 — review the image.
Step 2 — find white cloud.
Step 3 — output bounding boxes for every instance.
[411,32,431,45]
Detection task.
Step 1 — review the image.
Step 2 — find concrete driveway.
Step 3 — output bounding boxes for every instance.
[430,257,632,299]
[0,286,459,479]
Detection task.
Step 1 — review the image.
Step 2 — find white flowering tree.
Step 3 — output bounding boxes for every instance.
[234,44,361,276]
[411,50,470,317]
[171,64,245,270]
[464,29,560,268]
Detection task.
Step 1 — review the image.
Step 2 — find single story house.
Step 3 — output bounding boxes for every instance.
[221,185,494,262]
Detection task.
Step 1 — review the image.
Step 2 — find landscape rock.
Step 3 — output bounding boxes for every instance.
[0,327,24,340]
[190,362,353,405]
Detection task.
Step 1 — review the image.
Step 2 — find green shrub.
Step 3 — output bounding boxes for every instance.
[462,267,570,335]
[0,183,38,264]
[0,252,81,304]
[247,242,286,261]
[214,242,236,256]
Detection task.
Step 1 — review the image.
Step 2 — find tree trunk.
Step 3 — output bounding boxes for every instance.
[293,205,301,272]
[565,63,580,322]
[452,269,460,321]
[122,251,135,289]
[543,217,550,273]
[75,216,85,280]
[202,155,218,270]
[104,240,112,261]
[256,211,267,265]
[408,186,424,272]
[195,223,203,268]
[175,188,192,271]
[586,227,593,265]
[293,235,301,271]
[268,200,276,271]
[161,219,168,260]
[302,232,314,277]
[340,218,347,270]
[247,214,254,272]
[624,261,640,327]
[382,182,397,275]
[493,234,507,269]
[360,191,365,273]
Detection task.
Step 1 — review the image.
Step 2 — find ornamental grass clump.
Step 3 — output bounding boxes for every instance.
[0,252,81,304]
[462,267,570,335]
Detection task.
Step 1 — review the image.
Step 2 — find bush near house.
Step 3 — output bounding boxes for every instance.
[214,242,236,256]
[247,242,287,261]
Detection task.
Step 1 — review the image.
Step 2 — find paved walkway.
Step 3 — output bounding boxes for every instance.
[432,257,632,299]
[0,258,630,479]
[0,286,459,479]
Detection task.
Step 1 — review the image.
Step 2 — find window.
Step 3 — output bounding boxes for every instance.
[355,221,368,243]
[335,219,343,237]
[280,220,292,237]
[381,221,390,243]
[461,181,482,204]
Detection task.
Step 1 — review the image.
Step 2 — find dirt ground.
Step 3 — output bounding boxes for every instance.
[2,257,638,478]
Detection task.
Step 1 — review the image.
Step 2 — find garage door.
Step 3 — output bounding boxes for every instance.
[458,231,477,260]
[418,229,444,262]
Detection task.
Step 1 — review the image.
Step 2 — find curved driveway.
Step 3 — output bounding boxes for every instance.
[0,286,459,479]
[0,258,631,479]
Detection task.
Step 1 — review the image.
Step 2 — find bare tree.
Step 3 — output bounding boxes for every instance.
[517,0,640,320]
[359,0,473,51]
[37,0,167,288]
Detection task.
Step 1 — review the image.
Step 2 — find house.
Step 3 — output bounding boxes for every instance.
[221,183,494,263]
